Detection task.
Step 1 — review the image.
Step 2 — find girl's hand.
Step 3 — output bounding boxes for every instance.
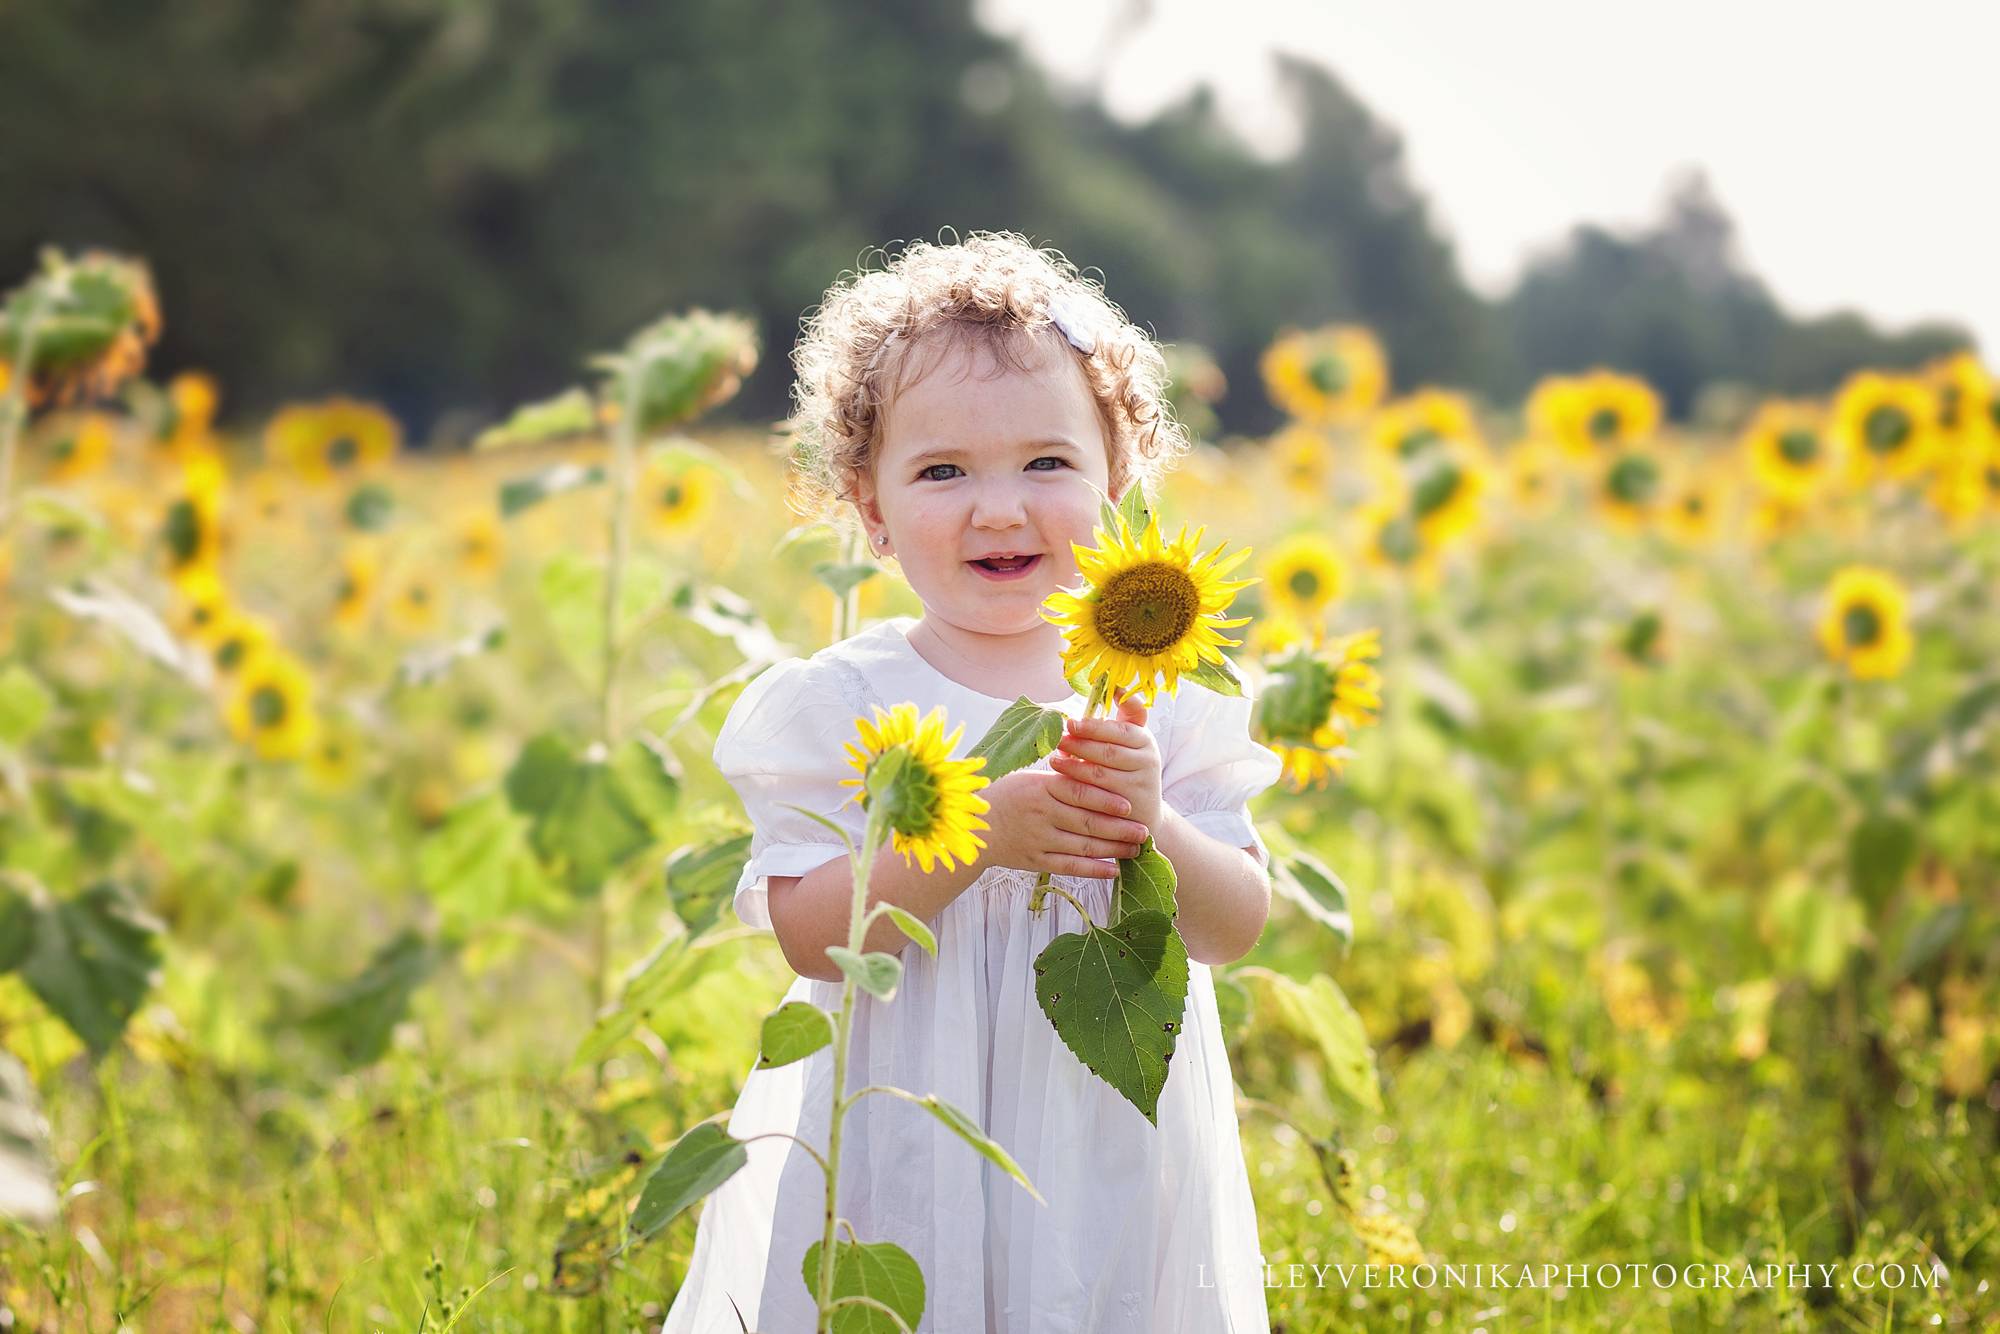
[1048,692,1164,839]
[978,769,1151,880]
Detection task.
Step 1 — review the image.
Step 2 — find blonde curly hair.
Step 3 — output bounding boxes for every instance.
[781,230,1190,531]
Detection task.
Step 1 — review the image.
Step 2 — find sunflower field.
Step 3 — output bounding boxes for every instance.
[0,248,1995,1330]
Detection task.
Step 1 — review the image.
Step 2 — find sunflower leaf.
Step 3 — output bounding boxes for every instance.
[18,881,164,1057]
[1272,848,1353,948]
[1115,485,1153,536]
[1032,910,1189,1125]
[1246,970,1382,1113]
[475,387,599,451]
[875,904,937,957]
[812,561,877,601]
[498,461,606,517]
[300,928,446,1069]
[755,1000,834,1069]
[801,1239,926,1334]
[825,947,902,1001]
[628,1121,749,1245]
[1110,837,1177,925]
[664,833,748,937]
[967,698,1065,780]
[1183,653,1244,697]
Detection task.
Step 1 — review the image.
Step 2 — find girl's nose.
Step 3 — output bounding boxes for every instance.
[968,479,1029,529]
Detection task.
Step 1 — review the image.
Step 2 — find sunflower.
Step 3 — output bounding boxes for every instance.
[1830,372,1939,486]
[1594,446,1668,532]
[840,702,990,873]
[1816,566,1914,680]
[1366,388,1482,461]
[1269,425,1335,500]
[1660,465,1726,546]
[1398,440,1488,549]
[264,398,401,485]
[153,370,222,464]
[1742,400,1842,502]
[1503,437,1562,515]
[160,470,227,578]
[306,720,365,792]
[42,412,115,485]
[1529,370,1662,459]
[1926,433,1991,526]
[333,547,379,629]
[207,609,277,680]
[1260,325,1389,425]
[1259,532,1345,625]
[1041,510,1256,706]
[223,646,319,761]
[240,467,291,527]
[1354,499,1443,588]
[1252,623,1383,790]
[386,570,442,636]
[168,564,232,644]
[451,510,505,579]
[640,458,719,537]
[1925,351,1995,440]
[1,250,160,408]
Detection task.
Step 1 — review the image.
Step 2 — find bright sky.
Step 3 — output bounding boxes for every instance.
[978,0,1998,355]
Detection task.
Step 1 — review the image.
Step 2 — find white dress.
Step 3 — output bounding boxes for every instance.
[662,615,1283,1334]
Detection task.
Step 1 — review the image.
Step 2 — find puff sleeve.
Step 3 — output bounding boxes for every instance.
[713,657,869,930]
[1160,682,1284,868]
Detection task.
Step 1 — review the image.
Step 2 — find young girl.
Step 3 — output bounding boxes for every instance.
[663,232,1282,1333]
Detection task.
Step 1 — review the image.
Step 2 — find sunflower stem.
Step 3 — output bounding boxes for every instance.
[1037,880,1094,925]
[814,811,886,1332]
[0,288,49,544]
[833,524,862,647]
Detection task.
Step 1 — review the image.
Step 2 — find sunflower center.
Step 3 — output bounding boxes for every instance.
[409,585,430,606]
[218,638,247,670]
[1989,398,2000,431]
[1094,562,1201,655]
[1410,461,1463,519]
[1682,494,1706,516]
[867,746,938,839]
[1777,429,1820,465]
[1938,385,1962,428]
[1378,515,1421,564]
[1307,354,1349,396]
[1286,567,1322,602]
[1256,651,1338,743]
[1607,455,1661,504]
[1862,405,1910,454]
[1398,427,1441,459]
[328,435,360,467]
[164,498,202,562]
[1842,603,1883,648]
[251,684,288,729]
[1588,406,1622,442]
[662,482,684,508]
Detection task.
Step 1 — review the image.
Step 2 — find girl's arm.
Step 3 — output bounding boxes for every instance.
[1148,812,1270,966]
[767,768,1147,982]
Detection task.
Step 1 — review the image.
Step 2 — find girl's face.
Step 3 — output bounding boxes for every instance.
[858,333,1113,638]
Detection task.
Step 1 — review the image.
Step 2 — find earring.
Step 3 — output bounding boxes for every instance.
[875,533,888,549]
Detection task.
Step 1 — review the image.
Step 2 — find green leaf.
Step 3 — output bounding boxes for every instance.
[1253,972,1382,1113]
[1272,849,1353,947]
[910,1093,1043,1203]
[416,791,561,930]
[571,933,710,1070]
[628,1122,749,1244]
[1110,837,1177,925]
[0,882,34,973]
[878,905,936,957]
[1847,809,1917,915]
[536,551,670,686]
[20,882,163,1056]
[1182,653,1244,697]
[506,734,653,896]
[812,561,878,600]
[0,1051,58,1228]
[665,834,750,937]
[1032,910,1189,1125]
[672,580,786,665]
[756,1001,834,1069]
[825,947,902,1001]
[1115,484,1153,536]
[301,929,444,1068]
[800,1239,926,1334]
[0,664,54,746]
[967,697,1065,780]
[476,387,599,451]
[1890,902,1967,982]
[609,733,683,829]
[499,461,606,517]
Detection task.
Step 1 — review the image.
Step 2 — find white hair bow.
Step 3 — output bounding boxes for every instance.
[1045,292,1098,356]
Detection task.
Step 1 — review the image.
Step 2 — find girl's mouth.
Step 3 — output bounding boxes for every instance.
[968,553,1042,580]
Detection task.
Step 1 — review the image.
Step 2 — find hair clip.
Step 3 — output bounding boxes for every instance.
[1045,292,1098,356]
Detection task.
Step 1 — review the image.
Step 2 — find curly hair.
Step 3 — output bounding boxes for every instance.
[780,230,1191,531]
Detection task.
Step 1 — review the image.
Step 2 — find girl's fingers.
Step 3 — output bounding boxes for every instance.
[1052,806,1149,846]
[1050,772,1130,815]
[1053,831,1142,864]
[1054,735,1147,771]
[1052,857,1120,880]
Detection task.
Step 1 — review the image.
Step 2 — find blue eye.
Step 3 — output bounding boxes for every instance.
[918,463,962,482]
[1027,456,1069,471]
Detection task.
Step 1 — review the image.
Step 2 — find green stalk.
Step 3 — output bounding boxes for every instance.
[814,813,885,1331]
[0,291,48,542]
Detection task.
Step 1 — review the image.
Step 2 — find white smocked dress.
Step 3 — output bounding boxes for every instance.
[661,615,1284,1334]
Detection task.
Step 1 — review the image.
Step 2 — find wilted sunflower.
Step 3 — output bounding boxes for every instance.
[1366,388,1482,461]
[0,249,161,408]
[42,412,115,484]
[1594,446,1668,532]
[451,510,505,579]
[1528,370,1662,459]
[264,398,401,485]
[1041,510,1257,706]
[840,702,990,873]
[1260,325,1388,425]
[1269,425,1335,500]
[223,646,319,761]
[640,458,719,537]
[1816,566,1914,680]
[1252,623,1383,790]
[333,547,378,628]
[1830,372,1939,485]
[1259,532,1345,624]
[1742,400,1841,503]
